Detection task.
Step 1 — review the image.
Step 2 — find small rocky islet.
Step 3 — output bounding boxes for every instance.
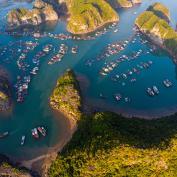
[7,0,58,28]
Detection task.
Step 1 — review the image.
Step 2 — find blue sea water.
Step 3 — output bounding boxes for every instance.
[0,0,177,160]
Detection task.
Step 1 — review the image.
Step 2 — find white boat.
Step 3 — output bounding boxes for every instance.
[21,136,25,145]
[0,131,9,139]
[147,88,155,96]
[152,86,159,94]
[114,94,122,101]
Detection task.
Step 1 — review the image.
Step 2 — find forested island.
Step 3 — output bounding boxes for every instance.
[66,0,118,34]
[135,3,177,62]
[7,0,143,34]
[48,70,177,177]
[50,70,81,122]
[7,0,58,28]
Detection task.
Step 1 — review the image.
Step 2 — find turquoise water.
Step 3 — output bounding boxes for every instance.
[0,0,177,160]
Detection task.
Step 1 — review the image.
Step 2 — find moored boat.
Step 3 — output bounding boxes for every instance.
[21,135,25,145]
[0,131,9,139]
[37,126,46,137]
[31,128,39,139]
[152,86,159,95]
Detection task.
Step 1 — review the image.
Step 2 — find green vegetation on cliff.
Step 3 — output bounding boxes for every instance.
[147,2,170,22]
[49,111,177,176]
[0,74,11,112]
[135,3,177,58]
[48,72,177,177]
[67,0,119,34]
[50,70,81,121]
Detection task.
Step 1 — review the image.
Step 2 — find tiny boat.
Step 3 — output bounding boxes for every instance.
[31,128,39,139]
[0,131,9,139]
[147,88,155,96]
[152,86,159,95]
[37,127,46,137]
[21,135,25,145]
[114,94,122,101]
[163,79,172,88]
[125,97,131,103]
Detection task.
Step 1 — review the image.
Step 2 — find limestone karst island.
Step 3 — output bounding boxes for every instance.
[1,0,177,177]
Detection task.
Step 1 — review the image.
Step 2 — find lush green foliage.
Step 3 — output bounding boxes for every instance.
[147,2,170,21]
[135,3,177,57]
[50,70,81,121]
[67,0,119,34]
[49,112,177,176]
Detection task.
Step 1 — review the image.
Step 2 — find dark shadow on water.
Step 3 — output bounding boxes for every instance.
[6,20,58,34]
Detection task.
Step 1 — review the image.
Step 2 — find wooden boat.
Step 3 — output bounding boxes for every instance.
[0,131,9,139]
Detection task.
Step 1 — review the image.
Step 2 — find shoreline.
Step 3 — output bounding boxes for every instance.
[135,25,177,64]
[0,109,77,176]
[77,73,177,120]
[1,75,177,175]
[84,98,177,120]
[67,19,119,35]
[20,109,77,176]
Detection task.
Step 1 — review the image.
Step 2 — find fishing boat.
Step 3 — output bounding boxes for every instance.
[21,135,25,145]
[0,131,9,139]
[163,79,172,88]
[147,88,155,96]
[125,97,131,103]
[71,46,78,54]
[31,128,39,139]
[37,127,46,137]
[152,86,159,94]
[114,94,122,101]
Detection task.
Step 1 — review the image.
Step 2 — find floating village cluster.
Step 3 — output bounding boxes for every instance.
[0,23,175,106]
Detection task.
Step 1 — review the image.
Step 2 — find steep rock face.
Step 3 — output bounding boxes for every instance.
[132,0,141,4]
[135,4,177,62]
[7,0,58,28]
[107,0,141,9]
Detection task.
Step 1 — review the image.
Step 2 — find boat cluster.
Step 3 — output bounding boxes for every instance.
[146,79,173,97]
[114,93,131,103]
[48,44,78,65]
[17,41,39,71]
[48,43,68,65]
[85,40,129,67]
[14,44,53,102]
[0,126,47,146]
[99,49,150,76]
[99,93,131,103]
[31,126,47,140]
[14,75,31,102]
[3,21,119,43]
[111,60,153,82]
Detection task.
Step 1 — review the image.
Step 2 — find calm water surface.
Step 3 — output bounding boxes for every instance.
[0,0,177,160]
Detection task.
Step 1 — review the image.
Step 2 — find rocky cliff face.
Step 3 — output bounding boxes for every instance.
[7,0,58,28]
[107,0,141,9]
